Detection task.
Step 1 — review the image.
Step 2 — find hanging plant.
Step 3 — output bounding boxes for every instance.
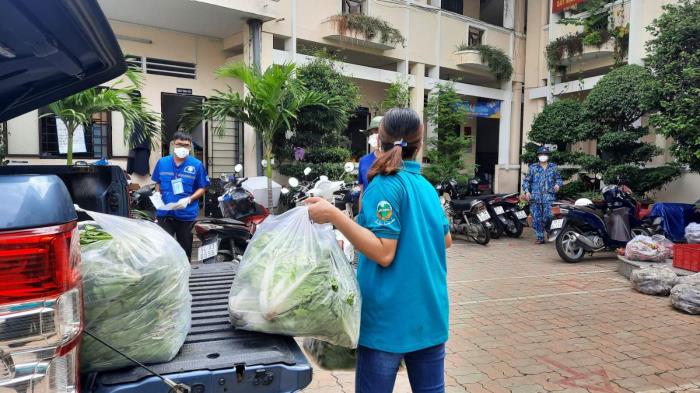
[455,43,513,82]
[330,14,405,47]
[545,33,585,71]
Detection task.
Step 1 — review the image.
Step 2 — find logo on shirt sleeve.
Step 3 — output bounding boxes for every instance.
[375,200,395,225]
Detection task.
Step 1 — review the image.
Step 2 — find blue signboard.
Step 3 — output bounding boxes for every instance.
[459,100,501,119]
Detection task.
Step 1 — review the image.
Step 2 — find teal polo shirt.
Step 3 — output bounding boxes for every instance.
[356,160,450,353]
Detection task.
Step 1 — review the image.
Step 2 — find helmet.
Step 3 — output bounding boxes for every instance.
[536,146,551,155]
[574,198,593,206]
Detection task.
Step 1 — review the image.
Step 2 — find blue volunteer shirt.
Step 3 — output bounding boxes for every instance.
[152,155,210,221]
[356,160,450,353]
[357,152,377,190]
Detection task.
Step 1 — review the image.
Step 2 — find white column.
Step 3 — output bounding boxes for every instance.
[627,0,644,65]
[291,0,297,59]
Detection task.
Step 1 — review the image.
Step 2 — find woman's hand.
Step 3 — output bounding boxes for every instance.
[306,197,341,225]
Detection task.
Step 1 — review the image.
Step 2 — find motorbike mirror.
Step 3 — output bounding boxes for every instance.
[281,187,290,195]
[344,162,354,173]
[595,173,603,180]
[288,177,300,188]
[261,159,267,168]
[234,164,243,173]
[303,167,312,176]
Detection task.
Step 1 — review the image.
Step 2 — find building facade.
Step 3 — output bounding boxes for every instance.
[3,0,697,201]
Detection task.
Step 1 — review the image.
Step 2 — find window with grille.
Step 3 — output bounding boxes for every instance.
[0,121,7,159]
[126,55,196,79]
[38,108,112,159]
[342,0,365,14]
[468,27,485,46]
[441,0,464,15]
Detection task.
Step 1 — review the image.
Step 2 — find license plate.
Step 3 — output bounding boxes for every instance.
[550,219,564,230]
[515,210,527,219]
[198,241,219,261]
[494,206,505,215]
[477,211,490,222]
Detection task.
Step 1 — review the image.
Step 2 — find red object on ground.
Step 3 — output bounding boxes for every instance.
[673,244,700,272]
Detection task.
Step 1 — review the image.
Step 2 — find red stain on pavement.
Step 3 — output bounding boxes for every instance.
[539,357,617,393]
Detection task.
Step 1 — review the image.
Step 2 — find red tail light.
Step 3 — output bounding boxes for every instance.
[0,222,80,304]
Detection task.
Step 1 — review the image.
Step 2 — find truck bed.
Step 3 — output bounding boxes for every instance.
[83,262,313,393]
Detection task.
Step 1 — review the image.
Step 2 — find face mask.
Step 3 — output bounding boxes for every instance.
[538,155,549,163]
[174,147,190,159]
[368,134,379,149]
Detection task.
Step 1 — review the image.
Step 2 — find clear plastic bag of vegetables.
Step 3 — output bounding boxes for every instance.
[78,210,191,372]
[630,265,678,296]
[303,338,357,370]
[228,207,361,348]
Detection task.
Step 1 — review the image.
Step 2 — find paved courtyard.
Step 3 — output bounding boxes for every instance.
[302,230,700,393]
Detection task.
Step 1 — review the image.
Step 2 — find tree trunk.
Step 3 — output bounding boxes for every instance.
[66,125,75,165]
[265,147,273,210]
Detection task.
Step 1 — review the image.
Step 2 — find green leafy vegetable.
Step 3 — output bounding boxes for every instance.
[228,208,361,348]
[77,215,191,372]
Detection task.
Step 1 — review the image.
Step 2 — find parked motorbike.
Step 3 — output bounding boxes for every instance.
[194,164,270,263]
[488,193,526,238]
[547,184,653,263]
[129,183,157,221]
[437,179,491,245]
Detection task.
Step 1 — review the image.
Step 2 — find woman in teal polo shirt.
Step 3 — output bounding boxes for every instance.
[307,108,452,393]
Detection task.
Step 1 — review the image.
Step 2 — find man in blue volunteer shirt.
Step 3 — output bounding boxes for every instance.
[357,116,382,208]
[151,131,210,258]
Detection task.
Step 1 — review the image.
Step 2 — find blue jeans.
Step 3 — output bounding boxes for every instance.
[355,344,445,393]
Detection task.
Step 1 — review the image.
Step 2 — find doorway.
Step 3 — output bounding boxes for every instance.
[161,93,206,161]
[475,117,500,193]
[346,107,370,161]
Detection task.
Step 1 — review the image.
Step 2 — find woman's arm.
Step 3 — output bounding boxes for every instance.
[445,232,453,249]
[307,197,398,267]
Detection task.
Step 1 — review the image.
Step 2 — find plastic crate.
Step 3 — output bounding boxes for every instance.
[673,244,700,272]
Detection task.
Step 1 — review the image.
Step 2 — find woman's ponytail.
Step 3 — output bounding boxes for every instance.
[367,108,423,182]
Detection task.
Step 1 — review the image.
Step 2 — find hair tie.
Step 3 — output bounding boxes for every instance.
[393,139,408,147]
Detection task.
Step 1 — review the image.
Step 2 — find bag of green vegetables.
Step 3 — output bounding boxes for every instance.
[228,207,361,348]
[78,210,191,372]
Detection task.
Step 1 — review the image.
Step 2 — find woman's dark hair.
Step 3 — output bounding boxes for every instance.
[367,108,423,182]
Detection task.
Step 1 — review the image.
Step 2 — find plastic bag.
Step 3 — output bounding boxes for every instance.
[670,283,700,315]
[676,273,700,286]
[303,338,357,370]
[630,265,678,296]
[625,235,674,262]
[78,210,191,372]
[228,207,361,348]
[685,223,700,244]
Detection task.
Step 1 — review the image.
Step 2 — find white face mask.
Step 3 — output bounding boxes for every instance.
[174,147,190,159]
[368,134,379,149]
[538,155,549,163]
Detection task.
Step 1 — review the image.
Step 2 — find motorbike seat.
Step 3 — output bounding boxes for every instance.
[452,198,481,210]
[576,205,604,218]
[199,217,246,226]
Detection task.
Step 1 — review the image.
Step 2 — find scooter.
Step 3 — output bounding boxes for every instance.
[437,179,491,245]
[194,164,270,263]
[489,193,526,238]
[129,183,157,221]
[547,184,653,263]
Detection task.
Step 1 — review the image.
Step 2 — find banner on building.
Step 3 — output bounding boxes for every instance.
[552,0,585,13]
[461,100,501,119]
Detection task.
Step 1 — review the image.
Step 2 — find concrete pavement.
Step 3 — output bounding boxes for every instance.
[301,231,700,393]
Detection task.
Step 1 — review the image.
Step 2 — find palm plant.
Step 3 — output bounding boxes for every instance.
[43,70,160,165]
[183,62,344,208]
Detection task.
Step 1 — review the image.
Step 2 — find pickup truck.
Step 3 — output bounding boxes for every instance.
[0,1,312,392]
